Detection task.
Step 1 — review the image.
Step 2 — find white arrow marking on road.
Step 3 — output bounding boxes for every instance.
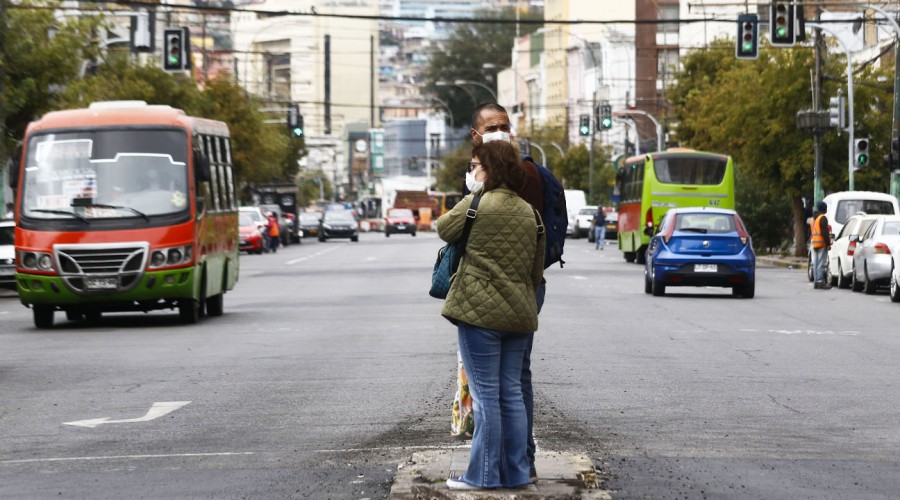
[64,401,191,428]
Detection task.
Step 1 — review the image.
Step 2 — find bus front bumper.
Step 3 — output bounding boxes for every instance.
[17,267,198,309]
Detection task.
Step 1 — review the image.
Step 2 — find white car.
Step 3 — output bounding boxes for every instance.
[851,215,900,294]
[572,206,598,239]
[828,212,881,289]
[0,220,15,290]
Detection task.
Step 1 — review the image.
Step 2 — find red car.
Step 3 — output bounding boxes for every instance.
[384,208,417,237]
[239,212,266,254]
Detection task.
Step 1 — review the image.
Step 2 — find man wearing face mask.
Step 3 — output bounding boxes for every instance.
[467,103,546,484]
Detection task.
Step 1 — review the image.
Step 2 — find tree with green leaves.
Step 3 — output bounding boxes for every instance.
[669,39,893,255]
[425,7,542,129]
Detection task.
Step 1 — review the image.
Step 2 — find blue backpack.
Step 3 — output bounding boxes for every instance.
[524,156,567,268]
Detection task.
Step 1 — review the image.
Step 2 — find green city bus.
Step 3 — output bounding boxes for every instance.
[616,149,735,263]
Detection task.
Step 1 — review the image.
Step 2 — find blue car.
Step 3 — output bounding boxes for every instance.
[644,207,756,298]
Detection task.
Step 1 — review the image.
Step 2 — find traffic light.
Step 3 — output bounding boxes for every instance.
[287,104,303,137]
[828,96,844,128]
[578,114,590,136]
[736,14,759,59]
[881,138,900,172]
[600,104,613,129]
[770,2,795,46]
[163,28,190,71]
[854,138,869,169]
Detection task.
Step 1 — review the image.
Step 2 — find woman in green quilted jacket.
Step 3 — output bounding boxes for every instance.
[437,140,545,491]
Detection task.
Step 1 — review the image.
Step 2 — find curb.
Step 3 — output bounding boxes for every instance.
[389,449,612,499]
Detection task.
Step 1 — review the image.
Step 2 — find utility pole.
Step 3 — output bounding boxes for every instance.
[814,1,824,204]
[892,9,900,200]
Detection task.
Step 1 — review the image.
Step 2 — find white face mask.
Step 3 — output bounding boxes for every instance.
[465,170,484,193]
[476,130,511,144]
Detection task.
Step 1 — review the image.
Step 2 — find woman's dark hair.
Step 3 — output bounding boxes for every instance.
[472,141,525,193]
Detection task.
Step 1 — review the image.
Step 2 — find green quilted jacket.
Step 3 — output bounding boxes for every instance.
[437,188,545,333]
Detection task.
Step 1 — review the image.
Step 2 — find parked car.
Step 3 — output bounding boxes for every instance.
[298,212,322,238]
[319,210,359,242]
[890,242,900,302]
[238,212,266,254]
[644,207,755,298]
[572,206,598,239]
[850,215,900,294]
[828,212,880,289]
[384,208,417,237]
[605,210,618,240]
[0,220,15,290]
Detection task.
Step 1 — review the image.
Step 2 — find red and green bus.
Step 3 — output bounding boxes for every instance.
[8,101,239,327]
[616,149,735,263]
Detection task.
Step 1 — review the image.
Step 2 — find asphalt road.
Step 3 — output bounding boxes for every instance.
[1,231,898,499]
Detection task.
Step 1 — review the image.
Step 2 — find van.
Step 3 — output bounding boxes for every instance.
[821,191,899,238]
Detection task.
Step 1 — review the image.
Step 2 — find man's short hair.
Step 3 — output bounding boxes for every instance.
[471,103,509,129]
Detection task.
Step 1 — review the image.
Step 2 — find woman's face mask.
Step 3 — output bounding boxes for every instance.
[465,169,484,193]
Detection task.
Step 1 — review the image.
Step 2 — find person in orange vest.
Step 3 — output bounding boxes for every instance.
[810,200,832,289]
[266,212,280,254]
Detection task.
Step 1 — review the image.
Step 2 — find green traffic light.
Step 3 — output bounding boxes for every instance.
[776,27,786,37]
[601,118,613,129]
[292,127,304,137]
[857,154,868,166]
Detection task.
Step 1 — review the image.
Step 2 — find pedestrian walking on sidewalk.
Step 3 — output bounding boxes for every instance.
[437,140,545,490]
[810,200,832,289]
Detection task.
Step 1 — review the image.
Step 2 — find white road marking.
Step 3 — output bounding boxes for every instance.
[740,328,860,336]
[1,452,254,465]
[571,275,588,280]
[316,444,471,453]
[64,401,191,428]
[287,246,341,265]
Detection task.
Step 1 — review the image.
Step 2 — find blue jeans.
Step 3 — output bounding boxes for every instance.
[458,323,531,489]
[522,282,545,470]
[594,225,606,248]
[813,246,828,284]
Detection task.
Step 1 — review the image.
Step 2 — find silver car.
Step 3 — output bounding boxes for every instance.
[828,212,881,289]
[851,215,900,294]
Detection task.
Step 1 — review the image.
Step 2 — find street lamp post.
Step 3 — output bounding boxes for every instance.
[453,79,497,104]
[807,21,856,190]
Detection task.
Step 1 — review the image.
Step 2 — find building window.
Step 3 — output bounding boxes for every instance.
[657,49,679,79]
[657,4,679,34]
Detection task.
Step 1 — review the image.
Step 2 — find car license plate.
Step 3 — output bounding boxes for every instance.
[86,277,117,289]
[694,264,717,273]
[397,225,406,230]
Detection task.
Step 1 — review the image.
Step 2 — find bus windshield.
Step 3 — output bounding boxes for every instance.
[653,156,727,185]
[21,129,189,220]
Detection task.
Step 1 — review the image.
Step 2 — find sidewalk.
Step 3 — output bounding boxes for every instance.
[389,448,612,499]
[756,254,807,269]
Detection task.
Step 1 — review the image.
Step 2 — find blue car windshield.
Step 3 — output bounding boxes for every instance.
[676,213,735,234]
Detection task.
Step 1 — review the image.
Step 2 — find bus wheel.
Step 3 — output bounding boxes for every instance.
[85,310,102,323]
[179,300,200,324]
[66,310,83,321]
[34,306,54,329]
[624,251,635,263]
[206,293,224,317]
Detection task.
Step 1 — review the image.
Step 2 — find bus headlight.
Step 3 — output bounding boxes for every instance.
[38,254,54,271]
[17,251,55,272]
[149,245,193,269]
